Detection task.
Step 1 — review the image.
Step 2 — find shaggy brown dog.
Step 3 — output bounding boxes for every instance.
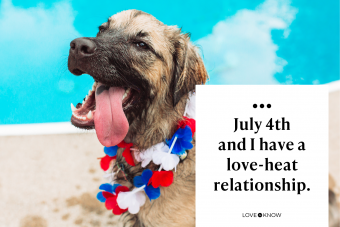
[68,10,208,227]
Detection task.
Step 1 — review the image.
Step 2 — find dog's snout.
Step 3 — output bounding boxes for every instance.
[70,38,96,58]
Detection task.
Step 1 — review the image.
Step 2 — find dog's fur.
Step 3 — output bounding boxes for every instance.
[68,10,208,226]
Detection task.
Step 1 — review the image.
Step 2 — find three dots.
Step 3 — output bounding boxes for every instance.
[253,104,271,108]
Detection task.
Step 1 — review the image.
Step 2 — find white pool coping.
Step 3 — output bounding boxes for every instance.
[1,81,339,136]
[328,80,340,93]
[0,122,95,136]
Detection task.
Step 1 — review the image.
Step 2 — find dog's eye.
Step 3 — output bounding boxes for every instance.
[136,42,149,50]
[98,26,106,33]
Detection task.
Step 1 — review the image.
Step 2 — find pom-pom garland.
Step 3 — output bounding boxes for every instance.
[100,155,116,171]
[166,125,193,156]
[184,91,196,119]
[97,183,121,202]
[150,171,174,188]
[96,92,196,215]
[133,169,161,201]
[103,171,115,184]
[117,187,146,214]
[104,146,118,157]
[177,116,196,135]
[152,144,180,171]
[97,183,130,215]
[118,141,135,166]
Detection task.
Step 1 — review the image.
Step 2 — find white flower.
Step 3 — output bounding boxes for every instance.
[139,148,154,168]
[117,187,146,214]
[133,150,141,162]
[135,142,167,167]
[103,171,115,184]
[152,144,180,171]
[184,91,196,119]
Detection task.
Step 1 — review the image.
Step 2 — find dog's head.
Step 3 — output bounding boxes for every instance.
[68,10,207,148]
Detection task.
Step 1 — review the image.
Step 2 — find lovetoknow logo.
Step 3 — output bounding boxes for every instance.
[242,213,282,218]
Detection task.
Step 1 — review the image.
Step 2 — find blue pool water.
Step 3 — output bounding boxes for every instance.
[0,0,339,124]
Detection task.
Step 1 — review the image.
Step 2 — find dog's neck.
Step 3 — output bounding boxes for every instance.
[124,94,188,151]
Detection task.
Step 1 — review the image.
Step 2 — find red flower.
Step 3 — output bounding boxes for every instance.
[177,117,195,136]
[150,171,174,188]
[104,185,130,215]
[100,155,116,171]
[118,141,135,166]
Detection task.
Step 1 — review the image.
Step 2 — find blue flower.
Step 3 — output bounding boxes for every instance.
[96,183,121,202]
[166,126,193,156]
[133,169,160,201]
[104,146,118,157]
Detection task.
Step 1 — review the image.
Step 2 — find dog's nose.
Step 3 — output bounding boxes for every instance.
[70,38,96,58]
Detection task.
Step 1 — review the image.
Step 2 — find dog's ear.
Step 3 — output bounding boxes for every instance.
[171,33,208,107]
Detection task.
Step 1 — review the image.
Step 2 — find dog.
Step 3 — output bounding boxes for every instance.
[68,9,208,227]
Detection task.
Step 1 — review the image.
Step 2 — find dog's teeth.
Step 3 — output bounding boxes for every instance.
[92,82,97,91]
[88,90,92,95]
[85,95,88,100]
[71,103,77,112]
[87,110,93,120]
[122,88,130,100]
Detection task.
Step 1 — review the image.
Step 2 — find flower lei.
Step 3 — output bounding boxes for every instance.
[96,92,196,215]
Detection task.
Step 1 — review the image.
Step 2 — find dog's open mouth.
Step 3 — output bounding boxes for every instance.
[71,81,138,147]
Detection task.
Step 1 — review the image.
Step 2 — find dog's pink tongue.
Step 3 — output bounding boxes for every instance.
[94,84,129,147]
